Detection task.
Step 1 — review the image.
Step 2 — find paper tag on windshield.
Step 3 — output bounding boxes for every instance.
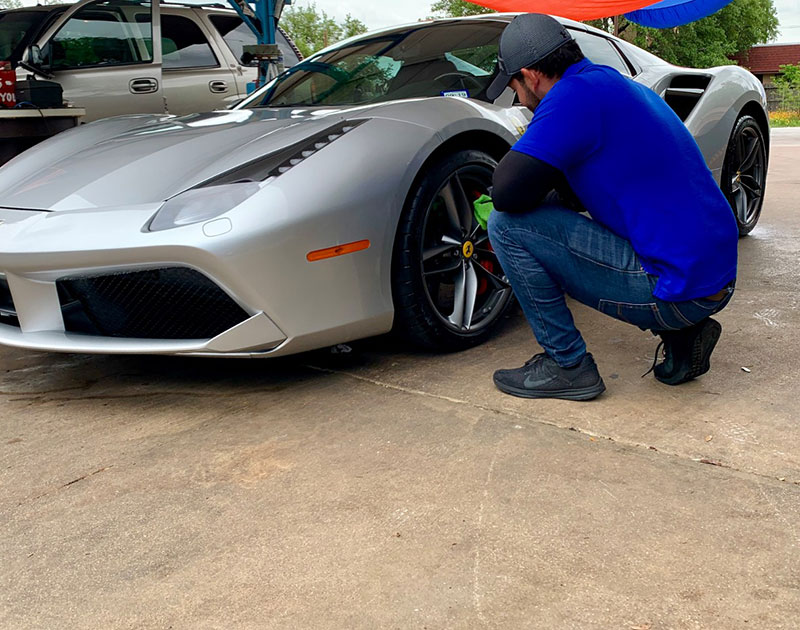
[441,90,469,98]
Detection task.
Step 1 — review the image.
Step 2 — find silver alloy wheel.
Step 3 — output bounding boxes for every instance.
[420,166,513,334]
[729,125,765,227]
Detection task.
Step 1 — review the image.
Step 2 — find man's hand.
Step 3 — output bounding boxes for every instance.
[473,194,494,230]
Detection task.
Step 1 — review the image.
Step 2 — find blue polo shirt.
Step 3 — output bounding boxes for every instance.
[512,58,738,302]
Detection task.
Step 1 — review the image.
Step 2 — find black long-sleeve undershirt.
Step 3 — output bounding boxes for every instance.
[492,150,585,214]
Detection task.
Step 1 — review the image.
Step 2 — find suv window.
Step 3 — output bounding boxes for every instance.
[0,10,48,64]
[160,14,218,69]
[47,0,153,69]
[209,15,299,68]
[570,30,631,76]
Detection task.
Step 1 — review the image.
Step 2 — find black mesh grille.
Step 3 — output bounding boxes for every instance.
[57,268,249,339]
[0,276,20,327]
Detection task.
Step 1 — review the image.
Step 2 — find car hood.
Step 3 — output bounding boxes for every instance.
[0,108,375,211]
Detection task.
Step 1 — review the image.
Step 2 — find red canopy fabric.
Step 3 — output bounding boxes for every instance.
[470,0,661,21]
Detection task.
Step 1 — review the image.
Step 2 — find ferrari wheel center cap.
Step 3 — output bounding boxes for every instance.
[462,241,474,259]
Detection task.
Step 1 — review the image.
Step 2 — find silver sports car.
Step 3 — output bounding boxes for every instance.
[0,14,769,357]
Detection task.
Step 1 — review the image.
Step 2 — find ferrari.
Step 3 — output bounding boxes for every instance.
[0,14,769,357]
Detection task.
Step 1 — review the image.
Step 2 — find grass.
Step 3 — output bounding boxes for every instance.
[769,111,800,127]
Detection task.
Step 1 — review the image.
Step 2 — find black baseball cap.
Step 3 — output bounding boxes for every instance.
[486,13,574,101]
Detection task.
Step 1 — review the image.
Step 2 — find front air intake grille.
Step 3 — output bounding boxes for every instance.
[0,276,20,327]
[57,268,249,339]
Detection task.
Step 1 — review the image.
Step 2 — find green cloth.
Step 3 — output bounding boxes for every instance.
[473,194,494,231]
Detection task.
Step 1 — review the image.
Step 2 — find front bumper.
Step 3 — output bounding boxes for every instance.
[0,205,288,356]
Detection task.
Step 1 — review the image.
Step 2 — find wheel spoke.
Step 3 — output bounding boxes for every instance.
[461,263,478,330]
[474,232,490,246]
[733,187,748,223]
[740,174,763,198]
[446,262,479,330]
[453,173,476,234]
[439,175,473,237]
[473,259,511,289]
[735,133,745,165]
[739,136,760,172]
[423,242,457,262]
[424,259,462,276]
[739,180,762,200]
[448,263,466,328]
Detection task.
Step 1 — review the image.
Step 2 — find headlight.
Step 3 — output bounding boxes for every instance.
[148,182,260,232]
[146,119,366,232]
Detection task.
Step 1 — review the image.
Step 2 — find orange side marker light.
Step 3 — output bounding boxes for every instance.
[306,239,370,262]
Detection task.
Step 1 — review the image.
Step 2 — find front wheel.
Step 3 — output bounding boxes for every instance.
[721,114,767,236]
[392,149,515,351]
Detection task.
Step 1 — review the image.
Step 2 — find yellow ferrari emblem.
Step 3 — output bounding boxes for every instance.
[462,241,474,258]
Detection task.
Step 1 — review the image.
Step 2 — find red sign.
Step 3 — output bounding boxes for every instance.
[0,62,16,108]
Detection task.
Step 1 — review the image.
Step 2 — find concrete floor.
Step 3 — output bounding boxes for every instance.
[1,130,799,629]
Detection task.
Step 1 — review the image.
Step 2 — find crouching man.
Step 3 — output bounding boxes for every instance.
[484,14,737,401]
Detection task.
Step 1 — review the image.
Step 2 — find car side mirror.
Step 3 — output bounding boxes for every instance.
[21,45,54,79]
[29,45,44,66]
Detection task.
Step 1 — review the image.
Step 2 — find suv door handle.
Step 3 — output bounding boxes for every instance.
[209,80,228,94]
[129,78,158,94]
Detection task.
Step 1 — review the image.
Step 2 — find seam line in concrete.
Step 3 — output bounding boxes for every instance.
[305,364,799,487]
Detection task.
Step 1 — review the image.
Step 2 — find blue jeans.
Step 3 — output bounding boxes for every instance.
[487,204,734,367]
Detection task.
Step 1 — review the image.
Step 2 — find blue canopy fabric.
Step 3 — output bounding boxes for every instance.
[624,0,734,28]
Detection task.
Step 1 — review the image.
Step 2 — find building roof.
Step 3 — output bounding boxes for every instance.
[731,43,800,75]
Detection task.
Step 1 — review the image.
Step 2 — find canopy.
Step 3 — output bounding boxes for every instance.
[624,0,733,28]
[469,0,662,21]
[471,0,734,25]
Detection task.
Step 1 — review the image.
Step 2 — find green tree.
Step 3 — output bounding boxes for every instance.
[626,0,778,68]
[0,0,22,8]
[341,14,367,40]
[774,63,800,112]
[430,0,495,18]
[774,63,800,88]
[281,2,367,58]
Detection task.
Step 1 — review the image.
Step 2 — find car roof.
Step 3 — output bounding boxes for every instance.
[312,13,593,58]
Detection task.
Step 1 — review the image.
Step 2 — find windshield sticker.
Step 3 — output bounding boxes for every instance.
[441,90,469,98]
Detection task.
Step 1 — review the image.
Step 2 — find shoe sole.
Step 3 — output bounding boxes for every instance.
[493,377,606,401]
[657,319,722,386]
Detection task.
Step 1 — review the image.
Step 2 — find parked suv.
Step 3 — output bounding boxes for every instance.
[0,0,301,121]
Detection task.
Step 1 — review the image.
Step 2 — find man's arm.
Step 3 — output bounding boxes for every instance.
[491,150,561,213]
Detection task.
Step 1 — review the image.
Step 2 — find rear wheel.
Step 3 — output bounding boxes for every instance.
[721,114,767,236]
[392,149,514,351]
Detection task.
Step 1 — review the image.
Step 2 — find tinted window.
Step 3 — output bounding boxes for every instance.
[209,15,299,68]
[160,14,217,69]
[571,31,631,76]
[0,10,48,64]
[255,21,504,107]
[48,0,152,69]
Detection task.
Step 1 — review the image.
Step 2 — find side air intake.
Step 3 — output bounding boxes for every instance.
[664,75,712,122]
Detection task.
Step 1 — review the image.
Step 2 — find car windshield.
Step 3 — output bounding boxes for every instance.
[249,21,504,108]
[0,11,48,64]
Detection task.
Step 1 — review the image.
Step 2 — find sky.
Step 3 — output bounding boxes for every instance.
[13,0,800,44]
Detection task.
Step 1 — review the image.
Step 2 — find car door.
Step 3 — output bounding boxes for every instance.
[34,0,163,122]
[157,10,238,114]
[206,14,302,98]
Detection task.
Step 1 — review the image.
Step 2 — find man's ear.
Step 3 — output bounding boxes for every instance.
[519,67,540,89]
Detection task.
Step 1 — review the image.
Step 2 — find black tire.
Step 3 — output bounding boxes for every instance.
[392,149,515,351]
[721,114,767,236]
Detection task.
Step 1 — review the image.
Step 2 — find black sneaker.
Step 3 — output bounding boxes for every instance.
[493,353,606,401]
[651,318,722,386]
